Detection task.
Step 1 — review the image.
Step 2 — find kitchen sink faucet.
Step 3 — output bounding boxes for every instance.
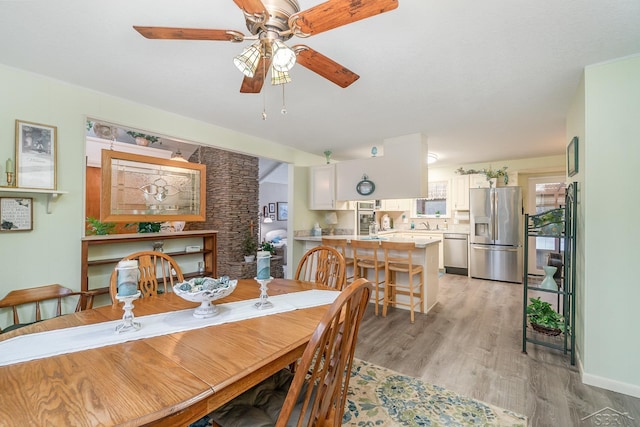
[420,221,431,230]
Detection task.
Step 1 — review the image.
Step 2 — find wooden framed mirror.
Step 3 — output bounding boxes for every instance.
[100,150,206,222]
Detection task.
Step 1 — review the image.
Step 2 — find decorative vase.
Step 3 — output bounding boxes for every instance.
[540,265,558,291]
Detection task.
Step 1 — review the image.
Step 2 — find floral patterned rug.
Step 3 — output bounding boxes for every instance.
[345,359,528,426]
[190,358,528,427]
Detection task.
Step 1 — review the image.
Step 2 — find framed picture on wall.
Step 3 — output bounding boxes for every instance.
[269,214,276,221]
[268,203,276,213]
[0,197,33,231]
[567,136,578,177]
[277,202,288,221]
[15,120,57,190]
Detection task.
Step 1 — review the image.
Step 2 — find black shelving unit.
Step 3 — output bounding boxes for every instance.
[522,182,577,365]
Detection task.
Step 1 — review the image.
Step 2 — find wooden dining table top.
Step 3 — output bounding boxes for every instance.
[0,278,332,427]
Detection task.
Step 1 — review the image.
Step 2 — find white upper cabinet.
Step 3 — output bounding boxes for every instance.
[451,175,470,211]
[309,164,336,210]
[308,164,356,210]
[380,199,412,211]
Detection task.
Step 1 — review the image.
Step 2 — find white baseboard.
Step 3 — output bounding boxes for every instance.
[582,372,640,398]
[577,348,640,398]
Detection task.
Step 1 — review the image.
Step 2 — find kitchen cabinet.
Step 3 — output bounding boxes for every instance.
[522,183,576,365]
[451,176,470,211]
[81,230,217,307]
[309,165,354,210]
[379,199,412,212]
[469,173,491,188]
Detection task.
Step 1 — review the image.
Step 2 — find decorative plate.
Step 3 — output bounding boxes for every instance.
[356,175,375,196]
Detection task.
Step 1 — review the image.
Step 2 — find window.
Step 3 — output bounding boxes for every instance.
[415,181,448,217]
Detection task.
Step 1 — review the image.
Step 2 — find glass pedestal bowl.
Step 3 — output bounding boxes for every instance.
[173,277,237,318]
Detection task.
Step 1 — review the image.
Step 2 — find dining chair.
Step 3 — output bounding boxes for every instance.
[0,284,90,333]
[210,277,372,427]
[321,237,355,286]
[350,239,385,315]
[294,245,346,290]
[108,250,184,305]
[381,240,424,323]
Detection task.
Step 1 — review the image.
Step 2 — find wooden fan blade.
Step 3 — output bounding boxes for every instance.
[293,0,398,36]
[133,26,243,41]
[233,0,267,16]
[293,45,359,88]
[240,56,271,93]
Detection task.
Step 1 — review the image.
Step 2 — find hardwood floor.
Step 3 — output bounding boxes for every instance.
[355,273,640,427]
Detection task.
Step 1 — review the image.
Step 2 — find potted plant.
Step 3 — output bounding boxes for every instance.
[526,297,564,336]
[126,131,160,146]
[242,230,258,262]
[137,222,162,233]
[86,216,116,235]
[260,241,276,255]
[455,166,509,186]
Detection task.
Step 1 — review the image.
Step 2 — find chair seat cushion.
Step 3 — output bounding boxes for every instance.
[211,369,313,427]
[2,322,35,333]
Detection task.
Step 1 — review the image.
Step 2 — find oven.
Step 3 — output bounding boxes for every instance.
[356,201,375,235]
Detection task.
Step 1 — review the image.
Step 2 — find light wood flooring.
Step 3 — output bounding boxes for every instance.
[354,273,640,426]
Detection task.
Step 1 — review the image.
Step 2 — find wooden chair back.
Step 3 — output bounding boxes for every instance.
[277,278,372,427]
[109,251,184,305]
[321,237,354,286]
[380,240,424,323]
[295,245,346,290]
[0,284,85,333]
[350,239,384,315]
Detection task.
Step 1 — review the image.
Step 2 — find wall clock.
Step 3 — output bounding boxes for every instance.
[356,175,375,196]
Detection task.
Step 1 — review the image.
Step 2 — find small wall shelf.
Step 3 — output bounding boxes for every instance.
[0,187,68,214]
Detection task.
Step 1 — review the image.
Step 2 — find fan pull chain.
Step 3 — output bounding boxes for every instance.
[281,84,287,115]
[262,49,267,120]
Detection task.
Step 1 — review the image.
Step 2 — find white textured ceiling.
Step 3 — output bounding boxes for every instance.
[1,0,639,166]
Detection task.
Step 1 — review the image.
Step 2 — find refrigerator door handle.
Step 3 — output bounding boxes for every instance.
[471,245,520,252]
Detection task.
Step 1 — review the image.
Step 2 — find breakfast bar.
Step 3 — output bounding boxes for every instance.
[297,234,440,312]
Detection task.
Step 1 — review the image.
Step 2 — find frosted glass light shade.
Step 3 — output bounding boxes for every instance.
[233,42,262,77]
[272,40,296,72]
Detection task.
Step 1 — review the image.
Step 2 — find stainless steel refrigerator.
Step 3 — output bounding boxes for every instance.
[469,187,523,283]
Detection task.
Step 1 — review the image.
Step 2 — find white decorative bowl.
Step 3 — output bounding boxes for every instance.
[173,277,237,318]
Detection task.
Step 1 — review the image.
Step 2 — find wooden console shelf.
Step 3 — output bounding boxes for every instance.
[81,230,217,306]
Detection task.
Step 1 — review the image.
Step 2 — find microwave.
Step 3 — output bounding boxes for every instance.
[356,201,375,211]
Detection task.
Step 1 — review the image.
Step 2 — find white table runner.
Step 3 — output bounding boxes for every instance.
[0,289,339,367]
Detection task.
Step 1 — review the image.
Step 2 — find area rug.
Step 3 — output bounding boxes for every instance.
[189,359,528,427]
[344,359,528,426]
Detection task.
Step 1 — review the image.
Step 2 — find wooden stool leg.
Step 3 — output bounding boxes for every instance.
[409,272,415,323]
[382,266,389,318]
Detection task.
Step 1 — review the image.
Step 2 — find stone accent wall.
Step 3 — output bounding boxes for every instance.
[186,147,283,279]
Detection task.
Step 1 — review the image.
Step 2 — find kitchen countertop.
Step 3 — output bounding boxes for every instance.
[294,233,440,248]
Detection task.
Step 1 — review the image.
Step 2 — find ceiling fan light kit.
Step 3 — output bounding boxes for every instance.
[133,0,399,94]
[233,42,262,77]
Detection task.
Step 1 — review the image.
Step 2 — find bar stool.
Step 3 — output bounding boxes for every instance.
[322,237,354,287]
[381,241,424,323]
[350,239,384,315]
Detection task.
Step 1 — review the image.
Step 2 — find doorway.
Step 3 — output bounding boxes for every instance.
[526,176,566,275]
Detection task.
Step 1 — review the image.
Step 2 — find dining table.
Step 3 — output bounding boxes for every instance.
[0,278,335,426]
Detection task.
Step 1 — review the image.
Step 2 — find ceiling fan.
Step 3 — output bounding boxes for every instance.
[133,0,398,93]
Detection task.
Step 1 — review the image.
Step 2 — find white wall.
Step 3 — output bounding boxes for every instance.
[573,54,640,397]
[0,64,323,325]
